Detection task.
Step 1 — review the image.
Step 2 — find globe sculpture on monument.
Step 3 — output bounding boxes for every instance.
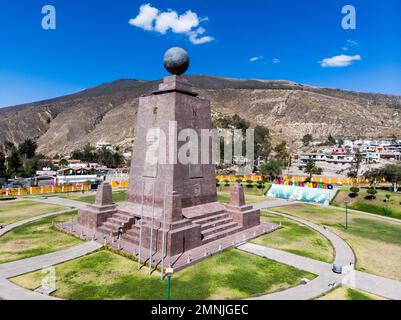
[75,48,271,270]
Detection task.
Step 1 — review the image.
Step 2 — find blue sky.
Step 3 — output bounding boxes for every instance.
[0,0,400,108]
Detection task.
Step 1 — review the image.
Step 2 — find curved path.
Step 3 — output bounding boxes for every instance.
[0,201,100,300]
[31,197,87,209]
[2,196,401,300]
[0,208,74,238]
[239,207,355,300]
[0,242,102,300]
[238,205,401,300]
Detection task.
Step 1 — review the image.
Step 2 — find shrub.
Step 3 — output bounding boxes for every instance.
[366,188,378,200]
[382,207,393,216]
[246,180,254,188]
[224,180,230,187]
[349,186,360,198]
[385,194,391,203]
[257,180,264,189]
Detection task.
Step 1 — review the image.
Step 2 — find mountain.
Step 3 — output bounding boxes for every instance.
[1,75,400,157]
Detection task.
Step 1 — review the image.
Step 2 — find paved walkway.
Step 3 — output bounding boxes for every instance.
[265,209,355,267]
[31,197,87,209]
[0,209,74,238]
[0,200,100,300]
[0,241,102,300]
[238,202,401,300]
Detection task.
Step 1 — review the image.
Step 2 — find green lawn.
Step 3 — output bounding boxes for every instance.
[252,213,334,263]
[333,189,401,220]
[0,200,67,226]
[59,190,127,204]
[11,249,315,300]
[318,286,385,300]
[271,204,401,281]
[217,192,271,205]
[0,211,81,263]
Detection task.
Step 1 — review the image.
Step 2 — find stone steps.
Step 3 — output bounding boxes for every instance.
[192,213,229,225]
[202,225,243,244]
[98,225,117,236]
[184,204,226,220]
[202,221,239,238]
[113,213,134,222]
[98,211,136,237]
[200,217,234,231]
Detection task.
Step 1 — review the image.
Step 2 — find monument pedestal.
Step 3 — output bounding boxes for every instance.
[225,185,260,228]
[75,74,265,265]
[77,183,117,231]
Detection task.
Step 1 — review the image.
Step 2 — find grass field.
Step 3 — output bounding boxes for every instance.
[270,204,401,280]
[11,249,315,300]
[333,189,401,220]
[59,190,127,204]
[217,183,271,197]
[253,213,334,263]
[0,200,67,226]
[318,286,385,300]
[0,211,81,263]
[217,192,270,204]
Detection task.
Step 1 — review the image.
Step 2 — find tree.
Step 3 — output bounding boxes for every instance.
[7,150,23,177]
[59,159,68,168]
[349,186,360,198]
[274,141,290,167]
[327,134,336,146]
[302,134,313,146]
[366,187,378,200]
[259,160,283,181]
[254,125,272,160]
[3,140,16,156]
[385,194,391,203]
[18,139,38,159]
[349,150,363,179]
[380,164,401,192]
[364,168,382,187]
[0,152,7,178]
[302,158,323,181]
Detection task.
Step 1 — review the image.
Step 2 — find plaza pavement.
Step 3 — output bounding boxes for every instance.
[239,207,401,300]
[31,197,87,209]
[1,196,401,300]
[0,242,102,300]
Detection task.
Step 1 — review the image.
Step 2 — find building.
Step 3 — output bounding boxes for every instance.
[96,142,113,151]
[56,167,105,185]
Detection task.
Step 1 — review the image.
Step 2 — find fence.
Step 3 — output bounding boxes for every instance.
[216,175,367,184]
[0,175,366,197]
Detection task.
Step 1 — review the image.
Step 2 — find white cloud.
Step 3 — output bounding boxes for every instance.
[128,4,159,31]
[342,39,359,51]
[129,3,214,45]
[250,56,263,62]
[189,27,215,45]
[272,58,280,64]
[319,54,361,67]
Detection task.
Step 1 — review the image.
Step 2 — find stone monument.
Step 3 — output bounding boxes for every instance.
[76,47,264,264]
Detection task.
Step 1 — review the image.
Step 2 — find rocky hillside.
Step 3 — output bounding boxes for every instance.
[0,75,400,157]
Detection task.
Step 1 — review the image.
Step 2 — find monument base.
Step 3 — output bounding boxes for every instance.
[76,183,266,262]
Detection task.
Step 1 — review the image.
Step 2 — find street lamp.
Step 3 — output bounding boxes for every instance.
[344,197,350,229]
[165,268,174,300]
